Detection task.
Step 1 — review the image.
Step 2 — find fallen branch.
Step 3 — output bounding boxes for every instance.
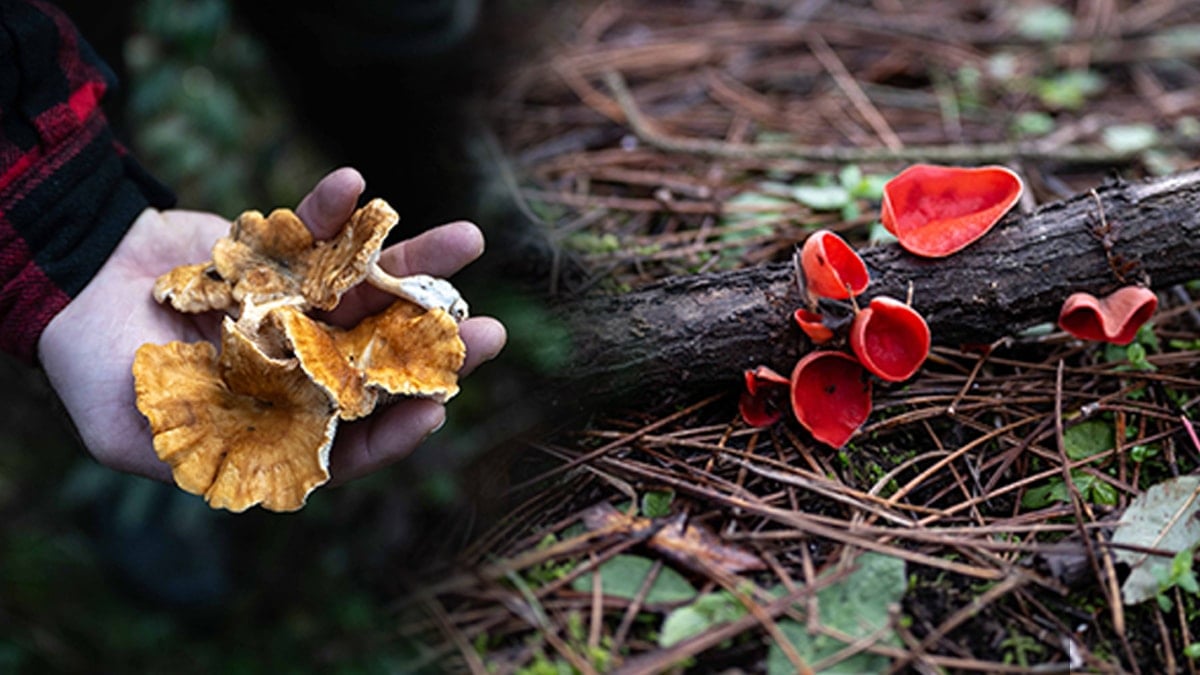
[557,168,1200,399]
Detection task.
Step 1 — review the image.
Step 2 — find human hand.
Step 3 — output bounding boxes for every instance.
[38,167,506,487]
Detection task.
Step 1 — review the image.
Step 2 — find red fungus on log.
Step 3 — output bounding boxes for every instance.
[739,365,789,427]
[794,308,835,344]
[880,164,1023,258]
[849,296,931,382]
[800,230,870,300]
[1058,286,1158,345]
[789,351,872,448]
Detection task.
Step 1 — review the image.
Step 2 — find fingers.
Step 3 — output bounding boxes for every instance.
[328,399,445,484]
[326,316,504,485]
[325,220,486,322]
[291,172,499,485]
[295,167,365,239]
[460,316,507,376]
[378,220,485,278]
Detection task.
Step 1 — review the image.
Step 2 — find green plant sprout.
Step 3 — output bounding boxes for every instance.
[1153,546,1200,612]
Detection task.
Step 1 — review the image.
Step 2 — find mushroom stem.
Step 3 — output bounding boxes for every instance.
[366,265,470,322]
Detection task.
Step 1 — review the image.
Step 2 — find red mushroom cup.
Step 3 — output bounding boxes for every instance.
[1058,286,1158,346]
[794,308,836,344]
[850,296,931,382]
[800,230,870,300]
[789,351,872,448]
[740,366,789,427]
[880,164,1023,258]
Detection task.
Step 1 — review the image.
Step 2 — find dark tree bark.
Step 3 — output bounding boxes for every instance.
[558,169,1200,399]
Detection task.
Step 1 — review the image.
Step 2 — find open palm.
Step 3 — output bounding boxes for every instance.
[38,168,505,487]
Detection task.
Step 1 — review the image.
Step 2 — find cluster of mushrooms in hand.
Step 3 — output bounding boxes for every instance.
[740,164,1159,448]
[133,199,468,512]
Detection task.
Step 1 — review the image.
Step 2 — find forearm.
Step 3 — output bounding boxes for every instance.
[0,0,173,362]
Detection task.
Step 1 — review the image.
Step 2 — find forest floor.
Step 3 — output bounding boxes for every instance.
[4,1,1200,673]
[405,1,1200,673]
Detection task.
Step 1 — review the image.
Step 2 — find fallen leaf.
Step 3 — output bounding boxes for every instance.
[659,590,747,647]
[1111,475,1200,605]
[570,554,697,605]
[767,551,906,675]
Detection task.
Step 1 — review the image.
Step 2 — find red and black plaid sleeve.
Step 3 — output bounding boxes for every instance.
[0,0,174,362]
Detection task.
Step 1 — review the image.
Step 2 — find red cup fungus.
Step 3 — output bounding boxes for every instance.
[789,351,872,448]
[794,308,835,344]
[1058,286,1158,346]
[880,164,1023,258]
[800,230,870,300]
[850,296,931,382]
[739,366,789,427]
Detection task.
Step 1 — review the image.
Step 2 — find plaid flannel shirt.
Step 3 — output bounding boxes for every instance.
[0,0,173,362]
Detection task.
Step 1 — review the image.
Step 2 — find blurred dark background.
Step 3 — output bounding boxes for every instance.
[1,0,555,671]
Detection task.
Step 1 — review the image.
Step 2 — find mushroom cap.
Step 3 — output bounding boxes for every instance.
[739,390,783,427]
[800,230,870,300]
[137,198,470,512]
[849,296,931,382]
[744,365,789,394]
[789,351,872,448]
[270,300,465,419]
[739,366,789,427]
[301,199,397,310]
[793,308,836,344]
[332,301,465,404]
[268,306,378,420]
[132,319,338,513]
[153,262,235,314]
[157,199,401,315]
[880,164,1023,258]
[1058,286,1158,345]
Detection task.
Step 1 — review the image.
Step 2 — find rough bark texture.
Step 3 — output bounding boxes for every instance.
[558,169,1200,399]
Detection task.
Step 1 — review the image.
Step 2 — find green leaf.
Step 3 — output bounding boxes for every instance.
[1184,642,1200,659]
[1087,477,1118,507]
[640,489,674,518]
[1036,70,1104,110]
[1102,124,1159,154]
[838,165,863,191]
[792,185,851,211]
[720,191,793,228]
[659,591,747,647]
[1014,4,1074,41]
[857,175,889,201]
[767,552,906,674]
[719,223,774,243]
[565,232,621,254]
[1112,476,1200,604]
[840,201,861,222]
[867,222,897,245]
[1063,420,1113,461]
[1135,322,1160,352]
[1169,548,1199,595]
[1116,341,1157,372]
[571,555,697,604]
[659,605,712,648]
[1012,111,1055,137]
[1020,481,1061,509]
[1130,445,1158,463]
[1177,116,1200,139]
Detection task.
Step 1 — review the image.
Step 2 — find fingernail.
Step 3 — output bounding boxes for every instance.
[424,407,447,440]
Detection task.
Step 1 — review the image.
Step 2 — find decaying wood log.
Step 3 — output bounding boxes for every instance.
[557,168,1200,399]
